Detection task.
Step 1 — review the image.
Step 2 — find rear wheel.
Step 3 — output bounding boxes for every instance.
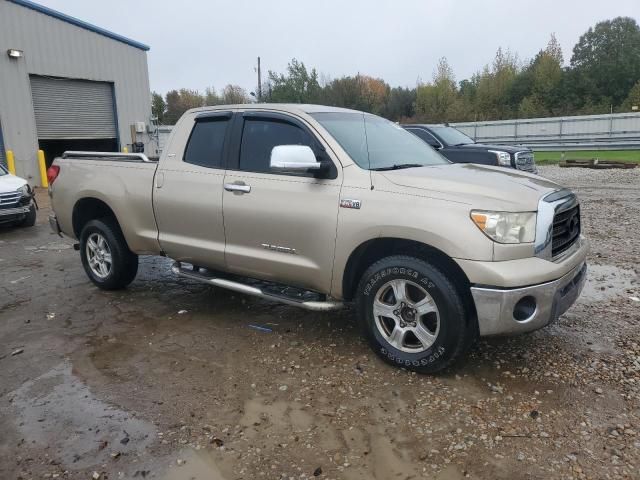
[79,218,138,290]
[356,255,471,373]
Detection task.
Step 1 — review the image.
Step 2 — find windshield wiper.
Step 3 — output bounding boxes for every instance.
[372,163,424,171]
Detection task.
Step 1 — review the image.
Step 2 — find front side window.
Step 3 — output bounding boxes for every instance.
[239,118,315,173]
[183,118,229,169]
[311,112,449,170]
[0,164,7,176]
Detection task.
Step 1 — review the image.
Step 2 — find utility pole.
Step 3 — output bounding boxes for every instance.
[257,56,262,102]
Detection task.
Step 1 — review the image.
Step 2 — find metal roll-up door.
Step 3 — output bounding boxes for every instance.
[30,76,117,140]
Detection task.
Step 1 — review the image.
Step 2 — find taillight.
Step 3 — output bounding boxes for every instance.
[47,165,60,185]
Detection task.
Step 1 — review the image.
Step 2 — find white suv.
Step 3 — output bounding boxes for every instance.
[0,164,36,227]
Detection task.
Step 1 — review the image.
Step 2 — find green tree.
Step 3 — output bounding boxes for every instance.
[518,34,565,117]
[324,76,364,110]
[415,57,463,122]
[622,79,640,111]
[570,17,640,106]
[267,58,322,103]
[382,87,416,121]
[475,48,520,120]
[151,91,166,124]
[164,89,204,124]
[221,84,249,104]
[204,87,221,106]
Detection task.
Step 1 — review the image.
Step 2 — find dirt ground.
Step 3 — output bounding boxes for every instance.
[1,165,639,480]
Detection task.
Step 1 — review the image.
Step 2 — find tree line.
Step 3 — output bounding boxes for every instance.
[152,16,640,125]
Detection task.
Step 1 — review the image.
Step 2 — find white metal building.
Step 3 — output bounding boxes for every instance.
[0,0,156,182]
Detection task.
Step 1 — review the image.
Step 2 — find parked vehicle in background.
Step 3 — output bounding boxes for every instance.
[48,104,586,373]
[402,124,538,173]
[0,164,37,227]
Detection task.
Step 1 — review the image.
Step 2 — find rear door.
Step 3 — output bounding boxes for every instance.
[222,111,342,293]
[153,111,231,268]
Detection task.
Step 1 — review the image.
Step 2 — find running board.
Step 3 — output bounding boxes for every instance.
[171,262,343,311]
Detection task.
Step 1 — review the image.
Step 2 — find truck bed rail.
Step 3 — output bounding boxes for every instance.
[62,151,156,162]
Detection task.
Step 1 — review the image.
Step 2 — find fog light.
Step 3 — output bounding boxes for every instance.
[513,296,536,321]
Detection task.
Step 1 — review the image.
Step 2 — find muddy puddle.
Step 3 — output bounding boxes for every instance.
[158,449,228,480]
[580,264,638,303]
[8,361,156,470]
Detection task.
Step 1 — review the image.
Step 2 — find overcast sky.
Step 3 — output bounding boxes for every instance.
[37,0,639,95]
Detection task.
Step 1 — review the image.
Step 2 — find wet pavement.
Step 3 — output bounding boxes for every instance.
[1,165,639,479]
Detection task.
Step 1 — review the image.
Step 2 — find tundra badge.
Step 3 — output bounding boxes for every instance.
[340,199,361,209]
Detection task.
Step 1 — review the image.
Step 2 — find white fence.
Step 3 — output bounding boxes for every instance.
[451,112,640,151]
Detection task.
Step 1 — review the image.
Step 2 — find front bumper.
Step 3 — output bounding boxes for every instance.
[0,204,31,223]
[471,261,587,336]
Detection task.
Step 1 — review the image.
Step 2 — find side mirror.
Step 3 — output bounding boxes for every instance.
[270,145,321,173]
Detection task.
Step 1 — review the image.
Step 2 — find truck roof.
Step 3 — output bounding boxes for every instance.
[184,104,364,116]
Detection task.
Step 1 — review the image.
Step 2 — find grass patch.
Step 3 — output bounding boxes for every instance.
[534,150,640,165]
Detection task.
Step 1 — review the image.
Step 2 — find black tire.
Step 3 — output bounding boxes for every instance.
[356,255,471,374]
[17,204,36,227]
[79,218,138,290]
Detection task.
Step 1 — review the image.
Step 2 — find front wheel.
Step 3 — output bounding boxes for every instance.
[79,218,138,290]
[356,255,471,373]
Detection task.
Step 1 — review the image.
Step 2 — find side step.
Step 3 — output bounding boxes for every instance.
[171,262,343,312]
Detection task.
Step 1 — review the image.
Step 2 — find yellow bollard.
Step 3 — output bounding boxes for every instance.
[37,149,48,188]
[122,146,128,153]
[6,150,16,175]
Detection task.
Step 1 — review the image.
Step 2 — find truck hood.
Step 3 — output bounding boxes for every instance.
[0,173,28,193]
[380,163,560,211]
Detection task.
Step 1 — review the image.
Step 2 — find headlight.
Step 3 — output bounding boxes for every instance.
[488,150,512,167]
[18,184,30,197]
[470,210,537,244]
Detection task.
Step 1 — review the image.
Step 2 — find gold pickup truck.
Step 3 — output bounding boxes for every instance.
[48,104,588,373]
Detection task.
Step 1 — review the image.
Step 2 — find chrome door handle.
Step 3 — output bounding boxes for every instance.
[224,183,251,194]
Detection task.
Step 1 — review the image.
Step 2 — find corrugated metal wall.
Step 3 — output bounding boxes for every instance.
[0,0,155,182]
[452,113,640,150]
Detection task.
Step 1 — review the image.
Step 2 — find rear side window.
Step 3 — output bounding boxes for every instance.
[239,118,315,173]
[183,118,229,169]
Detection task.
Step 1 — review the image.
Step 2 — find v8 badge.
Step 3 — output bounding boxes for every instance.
[340,199,361,209]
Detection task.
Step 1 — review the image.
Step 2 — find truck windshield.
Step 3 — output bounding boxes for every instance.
[429,126,474,146]
[0,165,7,176]
[311,112,449,170]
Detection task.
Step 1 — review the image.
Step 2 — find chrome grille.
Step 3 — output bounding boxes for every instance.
[515,151,537,173]
[0,190,22,210]
[552,204,580,258]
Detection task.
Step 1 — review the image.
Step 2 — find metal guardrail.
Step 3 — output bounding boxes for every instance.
[452,112,640,151]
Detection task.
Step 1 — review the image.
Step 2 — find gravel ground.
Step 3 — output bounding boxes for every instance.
[0,165,639,480]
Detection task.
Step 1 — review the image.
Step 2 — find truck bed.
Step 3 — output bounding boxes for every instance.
[50,151,162,255]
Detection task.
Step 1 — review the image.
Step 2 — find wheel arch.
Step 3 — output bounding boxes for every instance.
[341,237,478,332]
[72,197,123,240]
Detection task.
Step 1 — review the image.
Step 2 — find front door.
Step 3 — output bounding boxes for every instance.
[222,112,342,293]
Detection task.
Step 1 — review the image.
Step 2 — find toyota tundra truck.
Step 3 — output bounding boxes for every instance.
[47,104,588,373]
